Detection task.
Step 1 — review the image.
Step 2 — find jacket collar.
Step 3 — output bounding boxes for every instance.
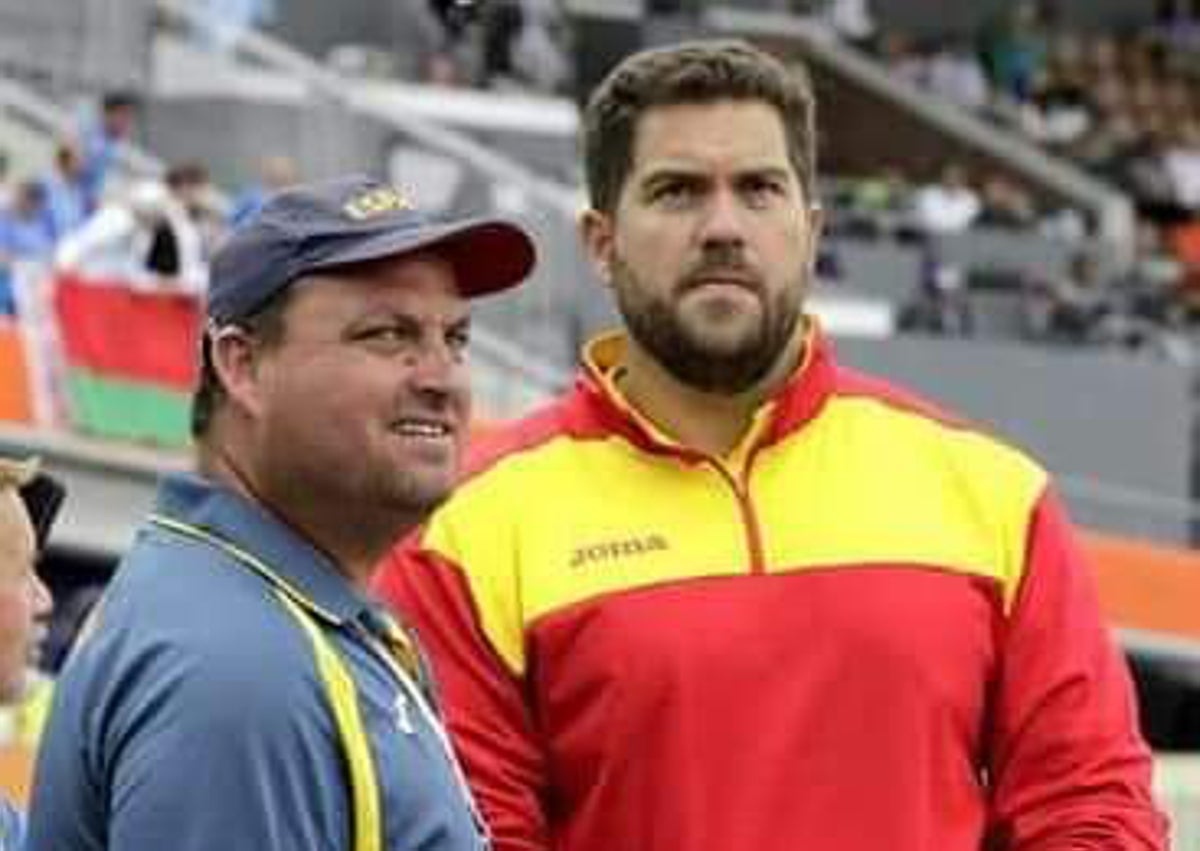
[576,317,839,463]
[151,471,375,626]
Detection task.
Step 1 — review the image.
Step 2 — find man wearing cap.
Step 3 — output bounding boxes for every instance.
[26,174,536,851]
[0,455,59,851]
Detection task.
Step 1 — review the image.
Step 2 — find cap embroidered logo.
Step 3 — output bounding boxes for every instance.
[342,187,413,221]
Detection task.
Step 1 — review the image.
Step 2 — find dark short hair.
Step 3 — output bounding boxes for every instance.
[581,40,818,214]
[165,161,209,189]
[190,288,291,439]
[102,91,139,113]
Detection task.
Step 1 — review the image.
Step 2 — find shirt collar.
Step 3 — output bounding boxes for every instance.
[578,316,835,463]
[151,471,374,626]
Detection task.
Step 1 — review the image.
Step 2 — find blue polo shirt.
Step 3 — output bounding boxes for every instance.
[26,472,489,851]
[0,798,23,851]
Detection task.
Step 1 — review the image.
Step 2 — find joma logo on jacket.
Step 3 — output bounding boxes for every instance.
[570,535,668,568]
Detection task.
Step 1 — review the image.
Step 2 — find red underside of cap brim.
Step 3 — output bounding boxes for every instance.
[305,218,536,298]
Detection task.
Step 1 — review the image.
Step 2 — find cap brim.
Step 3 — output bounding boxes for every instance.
[305,218,536,298]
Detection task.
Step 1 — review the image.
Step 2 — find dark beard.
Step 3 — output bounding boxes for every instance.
[610,256,803,394]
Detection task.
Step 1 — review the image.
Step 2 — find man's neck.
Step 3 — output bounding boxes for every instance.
[198,443,411,590]
[615,331,804,459]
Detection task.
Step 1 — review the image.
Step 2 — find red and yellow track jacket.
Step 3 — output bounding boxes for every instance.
[376,326,1167,851]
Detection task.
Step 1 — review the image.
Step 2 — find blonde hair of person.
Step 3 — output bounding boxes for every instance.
[0,456,37,494]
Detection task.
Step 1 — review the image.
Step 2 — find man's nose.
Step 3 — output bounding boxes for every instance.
[406,341,466,404]
[697,188,749,248]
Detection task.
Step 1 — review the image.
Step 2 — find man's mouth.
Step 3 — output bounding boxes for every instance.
[683,268,761,293]
[391,418,456,440]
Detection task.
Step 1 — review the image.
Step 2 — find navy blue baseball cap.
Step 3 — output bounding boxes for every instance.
[207,174,537,324]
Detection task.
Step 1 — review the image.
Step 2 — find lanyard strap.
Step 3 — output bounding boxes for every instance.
[149,513,492,847]
[276,591,382,851]
[150,514,382,851]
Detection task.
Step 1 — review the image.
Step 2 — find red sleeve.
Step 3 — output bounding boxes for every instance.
[374,543,552,851]
[986,488,1169,849]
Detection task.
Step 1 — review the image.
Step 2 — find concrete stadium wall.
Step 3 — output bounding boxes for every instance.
[0,0,153,92]
[870,0,1156,40]
[141,95,388,190]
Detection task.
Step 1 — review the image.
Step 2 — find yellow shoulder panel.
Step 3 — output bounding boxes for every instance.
[754,396,1047,608]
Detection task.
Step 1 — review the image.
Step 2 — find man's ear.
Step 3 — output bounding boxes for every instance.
[579,207,616,289]
[209,327,268,421]
[805,204,826,276]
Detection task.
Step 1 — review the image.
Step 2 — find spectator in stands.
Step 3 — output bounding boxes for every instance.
[1129,78,1167,129]
[479,0,525,88]
[1163,120,1200,212]
[900,234,973,336]
[0,456,59,849]
[38,141,90,242]
[427,0,484,84]
[1125,219,1187,331]
[912,162,982,233]
[1124,127,1183,217]
[1033,248,1116,343]
[162,161,224,265]
[1167,216,1200,312]
[1075,110,1144,184]
[878,31,927,89]
[0,181,55,315]
[196,0,278,53]
[842,166,912,229]
[0,182,55,264]
[979,0,1050,103]
[0,151,10,209]
[1082,32,1122,79]
[817,0,877,47]
[77,91,139,211]
[507,0,571,93]
[977,173,1038,229]
[1018,76,1093,149]
[229,155,299,227]
[924,41,990,111]
[375,40,1168,851]
[55,172,209,294]
[1154,0,1200,49]
[472,0,571,91]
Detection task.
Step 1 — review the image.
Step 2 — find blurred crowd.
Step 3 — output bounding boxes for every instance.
[8,0,1200,367]
[301,0,573,94]
[799,0,1200,360]
[822,163,1195,362]
[0,92,303,314]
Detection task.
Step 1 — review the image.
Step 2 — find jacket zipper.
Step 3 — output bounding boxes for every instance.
[708,458,767,575]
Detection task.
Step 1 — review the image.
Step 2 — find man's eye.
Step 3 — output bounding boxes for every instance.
[447,327,470,353]
[742,178,785,207]
[652,182,698,206]
[354,326,409,346]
